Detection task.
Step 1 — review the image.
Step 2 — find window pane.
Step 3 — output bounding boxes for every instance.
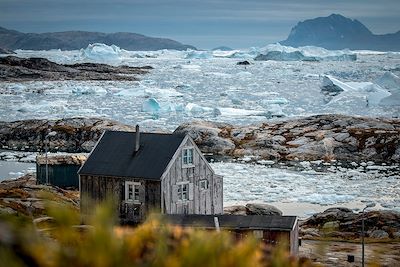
[182,184,188,200]
[188,149,193,164]
[134,185,140,201]
[178,184,182,200]
[128,184,133,200]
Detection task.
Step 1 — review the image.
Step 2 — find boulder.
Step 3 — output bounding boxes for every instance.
[369,230,389,239]
[237,60,251,65]
[245,203,283,216]
[224,203,283,216]
[224,205,247,215]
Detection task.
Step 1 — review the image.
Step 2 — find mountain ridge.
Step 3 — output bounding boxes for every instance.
[0,26,196,51]
[281,14,400,51]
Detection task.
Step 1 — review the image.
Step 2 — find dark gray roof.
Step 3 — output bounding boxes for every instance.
[163,215,297,231]
[78,131,185,180]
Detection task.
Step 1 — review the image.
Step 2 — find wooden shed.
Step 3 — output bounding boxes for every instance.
[164,214,299,255]
[78,126,223,224]
[36,154,86,189]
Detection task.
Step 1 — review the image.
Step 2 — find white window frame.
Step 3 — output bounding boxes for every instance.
[200,179,209,190]
[125,181,140,203]
[177,182,189,201]
[182,147,194,167]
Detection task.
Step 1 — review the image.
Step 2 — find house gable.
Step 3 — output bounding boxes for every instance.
[160,136,223,215]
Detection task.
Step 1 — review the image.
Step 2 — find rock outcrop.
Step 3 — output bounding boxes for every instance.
[0,117,135,152]
[300,207,400,240]
[224,203,283,216]
[0,46,15,54]
[0,174,79,217]
[0,56,152,82]
[174,114,400,163]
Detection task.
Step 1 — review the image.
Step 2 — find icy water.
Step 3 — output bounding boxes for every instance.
[0,47,399,216]
[0,161,35,180]
[1,49,399,131]
[211,161,400,217]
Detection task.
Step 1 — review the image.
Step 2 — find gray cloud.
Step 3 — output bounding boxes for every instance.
[0,0,399,48]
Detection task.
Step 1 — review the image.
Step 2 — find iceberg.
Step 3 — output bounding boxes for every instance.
[142,98,161,113]
[255,44,357,62]
[375,72,400,92]
[321,75,355,93]
[185,50,212,59]
[322,75,393,106]
[79,43,126,63]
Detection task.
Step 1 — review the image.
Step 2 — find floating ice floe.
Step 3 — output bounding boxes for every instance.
[321,73,399,106]
[142,98,161,113]
[79,43,127,63]
[71,86,107,95]
[255,44,357,62]
[144,87,183,98]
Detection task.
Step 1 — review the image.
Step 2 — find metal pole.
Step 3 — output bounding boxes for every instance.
[362,207,365,267]
[45,141,49,185]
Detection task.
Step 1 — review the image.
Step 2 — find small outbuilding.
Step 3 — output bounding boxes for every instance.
[36,154,86,188]
[164,214,299,255]
[78,126,223,224]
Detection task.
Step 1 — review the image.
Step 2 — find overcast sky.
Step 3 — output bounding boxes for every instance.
[1,0,399,49]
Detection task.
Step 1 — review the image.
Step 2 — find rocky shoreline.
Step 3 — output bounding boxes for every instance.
[1,114,399,163]
[0,56,152,82]
[175,114,400,163]
[0,117,135,152]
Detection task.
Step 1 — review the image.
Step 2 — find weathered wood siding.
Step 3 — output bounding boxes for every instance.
[80,175,160,223]
[289,220,299,255]
[161,137,223,215]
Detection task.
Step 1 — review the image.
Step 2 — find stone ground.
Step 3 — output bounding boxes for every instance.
[300,240,400,267]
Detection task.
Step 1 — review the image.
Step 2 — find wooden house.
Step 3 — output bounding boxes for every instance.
[78,126,223,224]
[164,214,299,255]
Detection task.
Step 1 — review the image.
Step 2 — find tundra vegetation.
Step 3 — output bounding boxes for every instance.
[0,196,319,267]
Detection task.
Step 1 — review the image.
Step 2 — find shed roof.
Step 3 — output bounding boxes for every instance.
[78,131,185,180]
[164,214,297,231]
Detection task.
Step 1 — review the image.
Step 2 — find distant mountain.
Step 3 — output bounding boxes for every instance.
[0,26,196,51]
[281,14,400,51]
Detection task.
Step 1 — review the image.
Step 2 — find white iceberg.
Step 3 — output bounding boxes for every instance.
[255,44,357,62]
[185,50,212,59]
[375,72,400,92]
[322,75,393,106]
[79,43,126,63]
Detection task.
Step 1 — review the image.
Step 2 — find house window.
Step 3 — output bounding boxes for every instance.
[125,182,140,203]
[253,230,264,239]
[178,183,189,201]
[182,148,194,166]
[200,180,209,190]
